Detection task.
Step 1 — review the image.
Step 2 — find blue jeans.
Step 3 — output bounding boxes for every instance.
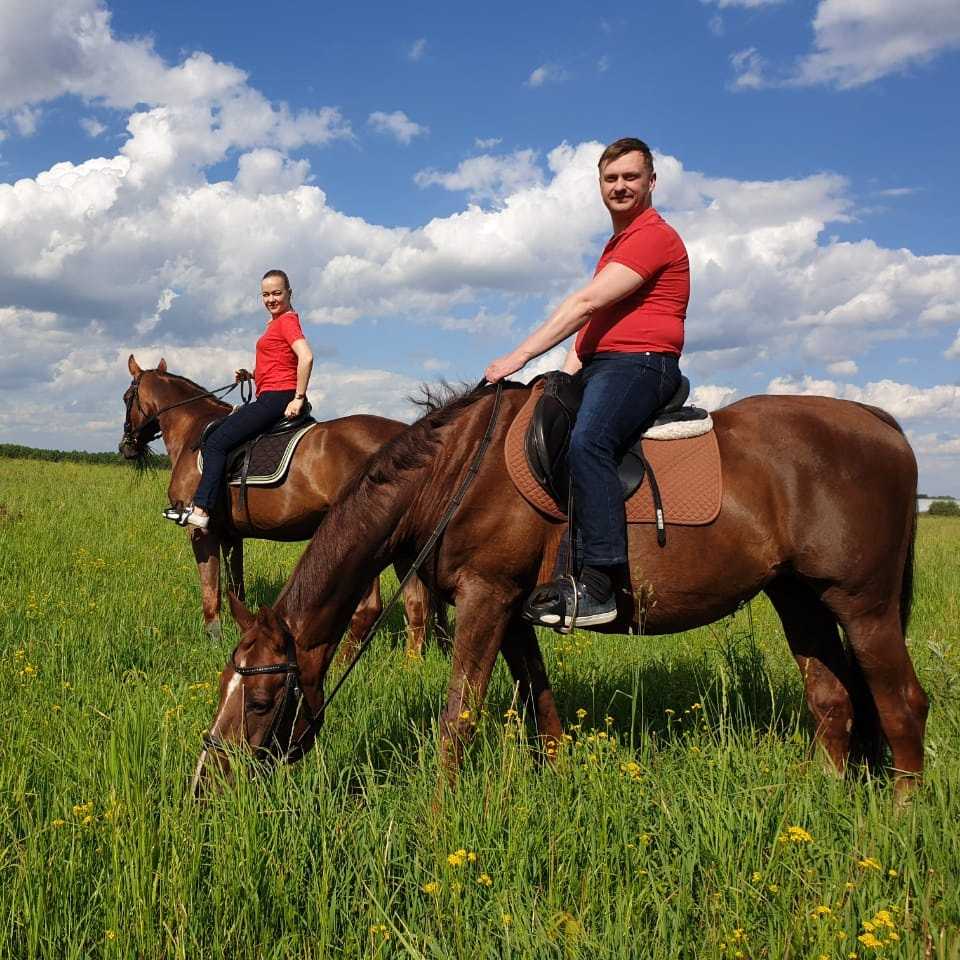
[569,352,682,566]
[192,390,294,510]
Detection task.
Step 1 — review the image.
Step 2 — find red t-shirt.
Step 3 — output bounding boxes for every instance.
[575,207,689,358]
[254,310,305,394]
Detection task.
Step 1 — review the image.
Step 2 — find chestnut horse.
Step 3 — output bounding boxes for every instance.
[119,356,440,654]
[194,382,928,799]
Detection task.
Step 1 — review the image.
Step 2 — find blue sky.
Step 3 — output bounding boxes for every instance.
[1,0,959,493]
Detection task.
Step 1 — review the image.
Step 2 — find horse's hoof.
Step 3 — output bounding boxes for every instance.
[205,620,222,642]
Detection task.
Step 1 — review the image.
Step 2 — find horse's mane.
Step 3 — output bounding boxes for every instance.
[278,380,526,617]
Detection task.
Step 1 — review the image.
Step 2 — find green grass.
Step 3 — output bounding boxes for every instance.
[1,458,959,959]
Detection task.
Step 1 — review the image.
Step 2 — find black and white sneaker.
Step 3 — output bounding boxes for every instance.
[522,577,617,630]
[161,505,209,529]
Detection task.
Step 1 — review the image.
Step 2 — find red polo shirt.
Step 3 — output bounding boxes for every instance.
[254,310,305,395]
[575,207,689,358]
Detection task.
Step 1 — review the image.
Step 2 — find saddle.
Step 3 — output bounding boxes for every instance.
[195,408,317,528]
[505,373,722,544]
[524,372,710,508]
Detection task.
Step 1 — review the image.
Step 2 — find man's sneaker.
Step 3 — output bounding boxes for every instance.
[522,576,617,630]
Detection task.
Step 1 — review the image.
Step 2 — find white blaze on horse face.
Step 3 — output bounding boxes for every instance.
[210,661,245,737]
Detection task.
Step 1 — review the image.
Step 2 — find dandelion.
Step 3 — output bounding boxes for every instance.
[857,857,882,871]
[751,871,762,883]
[105,930,116,941]
[576,708,587,720]
[779,825,813,844]
[858,931,883,949]
[51,819,65,828]
[447,849,468,867]
[812,905,833,918]
[605,715,614,726]
[477,873,492,887]
[887,868,898,877]
[459,709,471,721]
[729,929,745,943]
[664,708,675,716]
[888,932,900,941]
[501,913,512,927]
[368,924,390,940]
[767,884,779,894]
[503,709,518,721]
[468,851,477,863]
[421,881,440,895]
[845,882,857,890]
[872,911,895,930]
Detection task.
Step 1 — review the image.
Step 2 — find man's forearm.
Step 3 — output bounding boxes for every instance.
[562,344,582,375]
[510,293,592,365]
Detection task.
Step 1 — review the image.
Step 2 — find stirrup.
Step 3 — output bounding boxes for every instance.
[523,575,616,632]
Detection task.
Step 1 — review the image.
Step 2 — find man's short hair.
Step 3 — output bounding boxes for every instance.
[598,138,654,174]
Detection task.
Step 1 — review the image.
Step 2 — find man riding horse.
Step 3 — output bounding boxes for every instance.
[485,137,688,628]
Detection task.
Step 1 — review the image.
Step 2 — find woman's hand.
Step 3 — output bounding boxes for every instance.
[234,368,253,383]
[284,396,305,418]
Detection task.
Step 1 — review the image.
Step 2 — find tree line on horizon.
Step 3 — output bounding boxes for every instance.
[0,443,171,468]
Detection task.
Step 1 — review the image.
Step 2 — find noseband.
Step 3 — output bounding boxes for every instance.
[202,631,321,766]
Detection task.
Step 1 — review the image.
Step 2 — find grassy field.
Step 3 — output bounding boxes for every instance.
[1,458,958,959]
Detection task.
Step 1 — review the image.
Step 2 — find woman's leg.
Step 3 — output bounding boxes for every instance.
[192,392,292,513]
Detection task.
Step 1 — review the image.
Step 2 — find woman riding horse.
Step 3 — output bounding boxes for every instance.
[163,269,312,529]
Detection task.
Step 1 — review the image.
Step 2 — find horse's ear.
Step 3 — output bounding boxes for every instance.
[128,354,142,376]
[227,591,256,632]
[157,357,167,373]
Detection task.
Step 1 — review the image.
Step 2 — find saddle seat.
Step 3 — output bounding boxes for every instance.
[525,372,711,508]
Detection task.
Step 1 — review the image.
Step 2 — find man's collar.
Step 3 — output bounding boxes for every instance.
[611,205,657,239]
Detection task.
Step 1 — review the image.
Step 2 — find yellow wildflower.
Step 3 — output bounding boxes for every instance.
[421,882,440,895]
[812,905,833,917]
[105,930,116,941]
[767,884,779,894]
[447,849,468,867]
[691,702,702,710]
[751,871,762,883]
[501,914,512,927]
[872,911,895,930]
[605,715,614,726]
[459,709,471,721]
[664,708,675,716]
[780,825,813,844]
[858,931,883,949]
[887,868,898,877]
[467,851,477,863]
[576,708,587,720]
[888,932,899,941]
[857,857,882,871]
[477,873,492,887]
[51,819,65,828]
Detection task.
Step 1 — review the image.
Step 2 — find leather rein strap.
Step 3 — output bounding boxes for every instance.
[123,375,252,447]
[204,380,505,765]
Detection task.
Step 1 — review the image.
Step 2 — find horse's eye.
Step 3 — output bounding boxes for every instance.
[247,698,273,715]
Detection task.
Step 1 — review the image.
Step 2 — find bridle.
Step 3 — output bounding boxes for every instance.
[121,373,250,451]
[199,380,505,770]
[202,629,321,766]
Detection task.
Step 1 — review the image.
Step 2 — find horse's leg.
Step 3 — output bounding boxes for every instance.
[221,534,245,602]
[432,589,452,656]
[401,576,428,659]
[190,527,222,640]
[499,621,562,761]
[765,579,855,774]
[438,585,514,778]
[339,577,381,664]
[828,600,928,799]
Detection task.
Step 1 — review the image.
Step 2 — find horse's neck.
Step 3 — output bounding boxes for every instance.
[152,381,229,464]
[276,470,418,641]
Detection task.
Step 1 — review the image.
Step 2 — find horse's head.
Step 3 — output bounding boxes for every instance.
[119,354,167,461]
[191,593,324,796]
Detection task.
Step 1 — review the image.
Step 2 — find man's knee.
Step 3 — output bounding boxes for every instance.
[569,424,616,464]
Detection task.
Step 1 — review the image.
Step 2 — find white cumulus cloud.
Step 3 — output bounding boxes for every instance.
[415,149,544,203]
[367,110,428,145]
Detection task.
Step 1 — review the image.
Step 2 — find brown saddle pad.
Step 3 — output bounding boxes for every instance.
[505,381,722,524]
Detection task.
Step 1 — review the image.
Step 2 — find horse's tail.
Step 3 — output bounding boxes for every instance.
[855,402,916,634]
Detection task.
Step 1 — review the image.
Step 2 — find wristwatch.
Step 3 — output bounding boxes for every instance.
[295,393,306,399]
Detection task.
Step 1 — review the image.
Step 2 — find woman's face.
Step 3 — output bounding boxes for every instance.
[261,276,291,319]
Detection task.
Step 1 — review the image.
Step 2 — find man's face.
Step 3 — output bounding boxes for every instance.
[599,151,656,219]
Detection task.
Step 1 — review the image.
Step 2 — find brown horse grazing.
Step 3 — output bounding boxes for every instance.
[119,355,442,655]
[193,382,928,800]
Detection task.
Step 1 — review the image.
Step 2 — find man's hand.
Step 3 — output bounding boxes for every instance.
[234,368,253,383]
[484,351,526,383]
[284,397,305,418]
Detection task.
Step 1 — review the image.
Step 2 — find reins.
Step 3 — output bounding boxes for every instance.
[206,379,504,764]
[124,375,252,446]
